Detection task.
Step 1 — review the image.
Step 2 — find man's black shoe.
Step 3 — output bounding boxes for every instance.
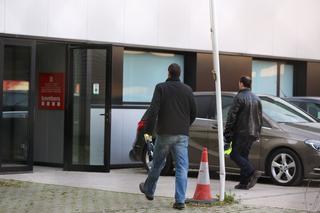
[173,202,185,210]
[234,183,249,190]
[247,170,262,189]
[139,182,154,200]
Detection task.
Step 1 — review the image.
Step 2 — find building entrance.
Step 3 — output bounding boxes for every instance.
[64,46,112,172]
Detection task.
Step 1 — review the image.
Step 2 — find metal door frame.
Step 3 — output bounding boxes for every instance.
[64,44,112,172]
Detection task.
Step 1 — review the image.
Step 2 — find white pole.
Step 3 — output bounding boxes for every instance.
[209,0,225,201]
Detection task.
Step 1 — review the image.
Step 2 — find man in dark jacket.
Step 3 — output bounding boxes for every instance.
[139,63,196,210]
[224,76,262,190]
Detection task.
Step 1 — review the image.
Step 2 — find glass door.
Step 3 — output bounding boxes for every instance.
[64,46,111,172]
[0,39,35,172]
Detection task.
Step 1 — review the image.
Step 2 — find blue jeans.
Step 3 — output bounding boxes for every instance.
[143,134,189,203]
[230,135,255,185]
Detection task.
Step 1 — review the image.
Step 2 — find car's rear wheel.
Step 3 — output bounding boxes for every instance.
[142,144,173,176]
[267,148,303,186]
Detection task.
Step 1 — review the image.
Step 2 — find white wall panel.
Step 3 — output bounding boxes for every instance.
[0,0,4,32]
[124,0,157,45]
[5,0,48,36]
[245,0,274,56]
[215,0,248,53]
[87,0,125,43]
[187,0,211,51]
[48,0,87,39]
[110,109,146,165]
[296,0,320,59]
[1,0,320,60]
[273,0,298,58]
[157,0,189,48]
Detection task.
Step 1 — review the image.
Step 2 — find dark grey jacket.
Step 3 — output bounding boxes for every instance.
[142,78,196,136]
[224,88,262,141]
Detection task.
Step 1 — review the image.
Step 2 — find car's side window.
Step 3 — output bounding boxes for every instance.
[306,103,320,119]
[212,96,234,121]
[290,101,307,111]
[222,96,234,121]
[194,95,213,119]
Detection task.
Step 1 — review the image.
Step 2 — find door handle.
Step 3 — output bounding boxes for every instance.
[100,113,105,116]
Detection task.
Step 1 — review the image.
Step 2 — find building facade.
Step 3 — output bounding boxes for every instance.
[0,0,320,172]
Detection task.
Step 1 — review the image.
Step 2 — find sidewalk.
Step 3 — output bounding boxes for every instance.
[0,166,319,212]
[0,179,303,213]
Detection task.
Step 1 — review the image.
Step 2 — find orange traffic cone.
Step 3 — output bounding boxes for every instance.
[186,147,217,204]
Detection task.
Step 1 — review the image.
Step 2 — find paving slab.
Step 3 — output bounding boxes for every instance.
[0,179,305,213]
[1,166,319,212]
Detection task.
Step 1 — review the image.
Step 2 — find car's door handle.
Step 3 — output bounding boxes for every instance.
[100,113,105,116]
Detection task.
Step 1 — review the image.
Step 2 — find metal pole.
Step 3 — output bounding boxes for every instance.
[209,0,225,201]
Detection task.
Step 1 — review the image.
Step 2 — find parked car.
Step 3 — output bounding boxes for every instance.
[284,97,320,121]
[129,92,320,186]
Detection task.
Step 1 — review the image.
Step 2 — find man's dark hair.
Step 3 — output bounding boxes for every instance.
[168,63,181,78]
[240,76,252,88]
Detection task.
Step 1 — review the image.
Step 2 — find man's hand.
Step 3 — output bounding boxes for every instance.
[224,137,232,155]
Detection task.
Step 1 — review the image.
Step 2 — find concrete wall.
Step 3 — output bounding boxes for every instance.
[34,43,65,164]
[0,0,319,60]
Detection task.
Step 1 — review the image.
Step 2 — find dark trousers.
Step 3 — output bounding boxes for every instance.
[230,135,256,185]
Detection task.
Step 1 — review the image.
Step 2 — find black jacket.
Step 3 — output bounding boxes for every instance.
[224,88,262,141]
[142,78,196,136]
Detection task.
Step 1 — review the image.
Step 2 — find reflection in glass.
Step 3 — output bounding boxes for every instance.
[72,49,106,166]
[260,97,314,123]
[1,46,31,167]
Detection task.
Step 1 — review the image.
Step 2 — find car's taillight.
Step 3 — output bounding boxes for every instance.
[137,120,145,131]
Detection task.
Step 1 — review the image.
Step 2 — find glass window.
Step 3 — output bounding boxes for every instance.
[195,95,212,119]
[1,45,31,166]
[221,96,234,121]
[260,97,314,123]
[71,49,106,166]
[305,103,320,119]
[123,50,184,102]
[212,96,234,121]
[252,61,277,96]
[252,60,294,97]
[280,64,293,97]
[288,101,306,111]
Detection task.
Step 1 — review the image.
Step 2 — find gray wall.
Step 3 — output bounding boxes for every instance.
[34,43,66,164]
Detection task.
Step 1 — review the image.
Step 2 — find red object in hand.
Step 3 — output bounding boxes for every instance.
[137,120,145,131]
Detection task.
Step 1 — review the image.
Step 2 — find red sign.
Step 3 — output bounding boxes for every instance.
[39,73,65,110]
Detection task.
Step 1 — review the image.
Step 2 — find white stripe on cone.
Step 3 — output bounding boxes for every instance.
[197,162,210,185]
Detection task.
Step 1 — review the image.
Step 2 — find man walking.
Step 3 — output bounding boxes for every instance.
[139,63,196,210]
[224,76,263,190]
